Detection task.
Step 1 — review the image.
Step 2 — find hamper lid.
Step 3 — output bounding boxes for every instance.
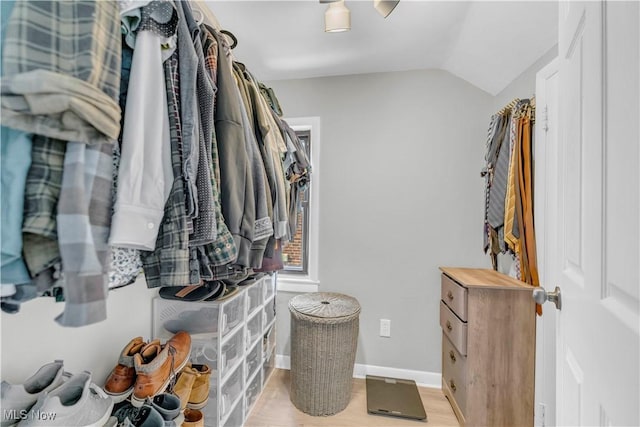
[289,292,360,318]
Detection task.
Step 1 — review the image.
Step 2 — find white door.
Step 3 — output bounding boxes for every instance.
[534,58,560,427]
[554,1,639,425]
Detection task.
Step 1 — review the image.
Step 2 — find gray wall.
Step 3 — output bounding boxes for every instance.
[270,69,493,373]
[1,277,153,384]
[494,46,558,111]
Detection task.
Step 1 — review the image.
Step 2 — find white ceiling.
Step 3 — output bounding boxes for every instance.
[204,1,558,95]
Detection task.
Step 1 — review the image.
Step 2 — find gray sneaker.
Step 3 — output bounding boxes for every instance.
[16,371,113,427]
[149,394,181,422]
[1,360,66,427]
[122,404,165,427]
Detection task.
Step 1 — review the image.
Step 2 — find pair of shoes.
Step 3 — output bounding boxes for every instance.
[1,360,66,427]
[131,332,191,408]
[172,364,211,411]
[158,282,222,302]
[12,371,112,427]
[105,332,191,409]
[104,337,147,402]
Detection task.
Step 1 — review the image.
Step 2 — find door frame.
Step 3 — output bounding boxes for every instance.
[534,57,559,427]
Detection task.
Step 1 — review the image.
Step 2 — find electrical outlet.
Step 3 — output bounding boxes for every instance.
[380,319,391,337]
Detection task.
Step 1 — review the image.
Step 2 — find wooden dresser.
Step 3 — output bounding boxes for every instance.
[439,267,536,427]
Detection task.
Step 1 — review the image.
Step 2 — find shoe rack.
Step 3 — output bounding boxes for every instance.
[152,274,278,427]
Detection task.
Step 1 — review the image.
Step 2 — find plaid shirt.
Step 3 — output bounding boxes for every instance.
[141,51,190,288]
[1,0,121,144]
[22,135,65,278]
[56,141,112,327]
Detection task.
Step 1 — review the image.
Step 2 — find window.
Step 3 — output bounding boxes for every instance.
[282,130,310,275]
[278,117,320,293]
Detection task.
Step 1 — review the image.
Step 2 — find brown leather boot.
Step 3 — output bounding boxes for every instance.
[182,408,204,427]
[172,365,200,410]
[132,331,191,407]
[187,364,211,409]
[104,337,146,402]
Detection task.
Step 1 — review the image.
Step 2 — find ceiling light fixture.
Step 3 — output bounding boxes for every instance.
[373,0,400,18]
[324,0,350,33]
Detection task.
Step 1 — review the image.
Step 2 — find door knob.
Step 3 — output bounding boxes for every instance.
[532,286,562,310]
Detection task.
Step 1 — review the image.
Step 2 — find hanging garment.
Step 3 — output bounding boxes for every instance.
[110,0,177,251]
[120,0,177,58]
[244,72,289,240]
[504,105,523,251]
[1,127,32,287]
[56,141,112,327]
[0,0,32,291]
[140,50,190,288]
[108,143,143,290]
[1,0,121,144]
[173,0,199,222]
[197,24,238,271]
[482,114,503,254]
[517,106,540,287]
[22,136,65,280]
[233,62,273,267]
[212,28,255,269]
[108,41,142,290]
[184,0,217,248]
[273,115,311,240]
[487,115,513,231]
[259,82,283,117]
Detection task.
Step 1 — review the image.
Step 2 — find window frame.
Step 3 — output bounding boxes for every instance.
[277,117,320,293]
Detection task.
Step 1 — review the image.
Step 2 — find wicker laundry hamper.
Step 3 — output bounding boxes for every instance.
[288,292,361,416]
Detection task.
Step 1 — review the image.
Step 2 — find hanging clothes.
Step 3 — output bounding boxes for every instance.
[110,0,177,251]
[0,0,311,325]
[482,98,540,313]
[1,0,122,144]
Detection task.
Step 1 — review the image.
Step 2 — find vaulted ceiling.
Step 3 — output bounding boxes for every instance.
[204,1,558,95]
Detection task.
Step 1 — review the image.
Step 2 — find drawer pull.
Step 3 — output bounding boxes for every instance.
[446,320,452,331]
[450,380,457,392]
[449,350,456,363]
[447,290,454,300]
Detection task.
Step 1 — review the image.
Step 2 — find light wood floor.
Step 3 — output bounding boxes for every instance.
[245,369,460,427]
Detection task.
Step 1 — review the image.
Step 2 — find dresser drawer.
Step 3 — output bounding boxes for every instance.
[442,334,467,417]
[441,273,468,321]
[440,300,467,356]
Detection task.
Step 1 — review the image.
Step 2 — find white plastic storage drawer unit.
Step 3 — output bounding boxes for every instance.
[152,273,278,427]
[221,362,244,419]
[244,369,262,419]
[153,300,219,340]
[245,279,263,316]
[245,340,262,381]
[245,309,263,350]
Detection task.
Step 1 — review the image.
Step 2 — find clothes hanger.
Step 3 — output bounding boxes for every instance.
[220,29,238,49]
[191,8,204,26]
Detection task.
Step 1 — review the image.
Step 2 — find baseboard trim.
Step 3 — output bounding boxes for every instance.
[274,355,441,389]
[275,354,291,370]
